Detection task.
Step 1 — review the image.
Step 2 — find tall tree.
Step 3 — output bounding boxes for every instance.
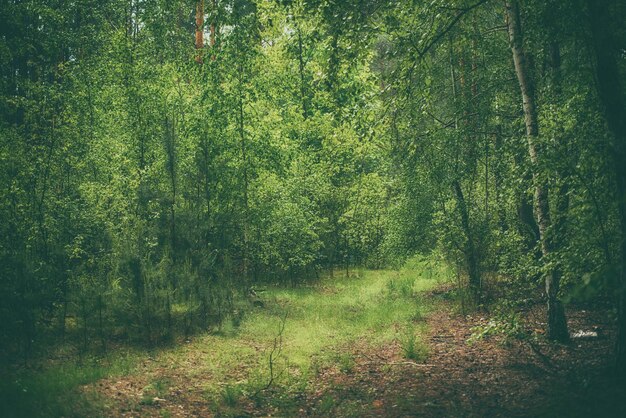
[505,0,568,341]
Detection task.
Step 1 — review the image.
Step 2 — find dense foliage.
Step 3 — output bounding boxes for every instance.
[1,0,625,374]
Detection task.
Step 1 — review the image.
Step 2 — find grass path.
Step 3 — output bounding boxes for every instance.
[80,261,448,417]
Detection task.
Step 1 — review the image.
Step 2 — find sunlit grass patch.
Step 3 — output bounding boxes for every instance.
[178,266,442,413]
[223,267,440,377]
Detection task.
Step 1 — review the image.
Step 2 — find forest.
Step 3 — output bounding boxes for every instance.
[1,0,625,416]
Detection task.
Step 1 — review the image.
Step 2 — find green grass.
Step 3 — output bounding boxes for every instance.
[1,257,452,417]
[400,330,430,362]
[0,352,138,418]
[221,383,244,407]
[196,261,448,409]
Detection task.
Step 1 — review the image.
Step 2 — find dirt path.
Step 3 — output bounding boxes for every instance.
[86,297,626,417]
[299,301,625,417]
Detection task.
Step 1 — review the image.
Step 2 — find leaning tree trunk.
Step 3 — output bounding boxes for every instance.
[587,0,626,376]
[505,0,569,342]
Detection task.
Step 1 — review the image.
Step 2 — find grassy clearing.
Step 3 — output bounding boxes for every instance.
[167,257,450,415]
[0,256,453,417]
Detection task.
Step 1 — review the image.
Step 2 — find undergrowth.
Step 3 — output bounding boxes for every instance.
[0,352,138,417]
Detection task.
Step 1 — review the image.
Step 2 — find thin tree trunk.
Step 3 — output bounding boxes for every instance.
[493,127,507,232]
[81,297,89,354]
[238,73,249,279]
[296,26,308,119]
[98,294,106,353]
[546,38,571,320]
[59,280,68,342]
[454,180,481,293]
[449,36,481,298]
[513,145,541,249]
[165,114,177,260]
[209,0,216,47]
[505,0,569,342]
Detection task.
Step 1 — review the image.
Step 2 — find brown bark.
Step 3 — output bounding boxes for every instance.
[454,181,481,294]
[505,0,569,342]
[195,0,204,64]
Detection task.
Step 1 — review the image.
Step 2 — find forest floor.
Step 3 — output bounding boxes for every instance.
[3,265,626,417]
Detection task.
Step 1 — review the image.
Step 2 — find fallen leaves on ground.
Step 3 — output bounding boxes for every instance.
[84,297,626,417]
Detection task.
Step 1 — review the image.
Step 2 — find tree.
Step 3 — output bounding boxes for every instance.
[505,0,568,342]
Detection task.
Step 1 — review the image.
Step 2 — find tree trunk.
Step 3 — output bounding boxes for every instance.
[546,37,571,328]
[586,0,626,376]
[505,0,569,342]
[454,180,481,294]
[238,74,249,280]
[195,0,204,64]
[449,37,481,298]
[516,170,540,249]
[493,127,507,232]
[165,114,177,260]
[209,0,216,47]
[296,26,308,119]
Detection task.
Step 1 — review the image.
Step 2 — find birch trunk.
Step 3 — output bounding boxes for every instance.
[505,0,568,342]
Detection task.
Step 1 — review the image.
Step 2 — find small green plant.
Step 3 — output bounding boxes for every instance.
[386,276,416,299]
[140,377,170,405]
[142,377,170,398]
[410,296,426,322]
[467,312,526,345]
[337,353,356,373]
[401,331,429,362]
[154,378,170,396]
[411,308,424,322]
[319,393,338,414]
[221,383,243,407]
[231,310,244,328]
